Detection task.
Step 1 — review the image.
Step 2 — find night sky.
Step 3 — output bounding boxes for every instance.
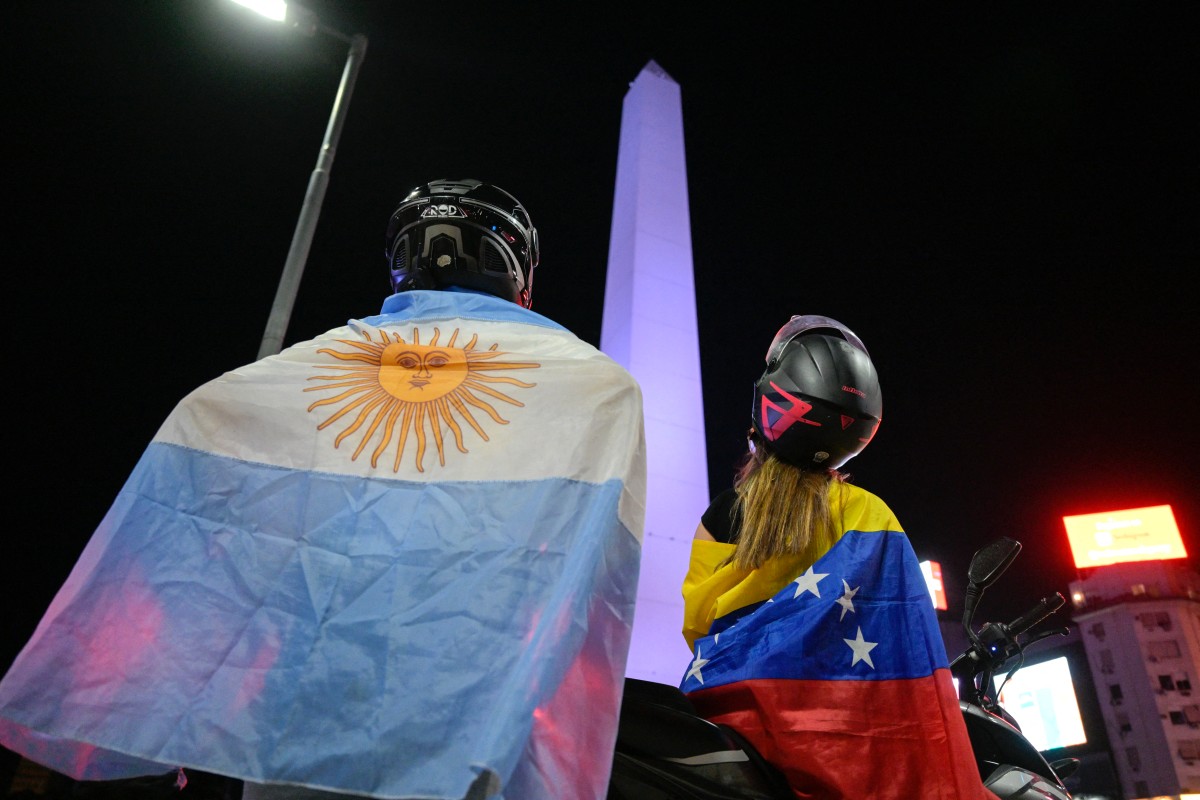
[6,1,1197,678]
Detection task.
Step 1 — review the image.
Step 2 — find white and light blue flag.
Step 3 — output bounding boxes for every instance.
[0,290,646,799]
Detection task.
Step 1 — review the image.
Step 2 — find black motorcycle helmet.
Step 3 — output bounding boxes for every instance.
[384,179,540,308]
[750,315,882,470]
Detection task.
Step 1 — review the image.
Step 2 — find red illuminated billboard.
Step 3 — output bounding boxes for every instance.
[919,560,948,611]
[1062,504,1186,568]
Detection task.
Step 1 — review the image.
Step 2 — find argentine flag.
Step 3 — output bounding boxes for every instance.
[0,290,646,800]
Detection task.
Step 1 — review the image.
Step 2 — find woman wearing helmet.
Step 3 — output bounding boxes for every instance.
[677,315,991,800]
[682,314,889,616]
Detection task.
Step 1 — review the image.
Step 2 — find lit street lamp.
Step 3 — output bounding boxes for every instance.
[231,0,368,359]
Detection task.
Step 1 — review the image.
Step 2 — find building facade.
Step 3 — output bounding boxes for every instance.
[1071,560,1200,799]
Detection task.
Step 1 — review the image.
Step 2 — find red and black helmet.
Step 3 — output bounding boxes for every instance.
[751,315,882,470]
[384,179,540,308]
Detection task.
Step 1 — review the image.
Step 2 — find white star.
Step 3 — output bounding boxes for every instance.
[792,565,829,599]
[686,647,710,684]
[844,626,878,669]
[835,579,859,621]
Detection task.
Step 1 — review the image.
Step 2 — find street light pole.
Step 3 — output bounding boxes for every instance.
[233,1,368,360]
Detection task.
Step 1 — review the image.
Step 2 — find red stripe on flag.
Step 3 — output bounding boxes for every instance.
[687,668,998,800]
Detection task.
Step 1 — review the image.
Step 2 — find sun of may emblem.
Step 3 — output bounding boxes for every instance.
[304,326,539,472]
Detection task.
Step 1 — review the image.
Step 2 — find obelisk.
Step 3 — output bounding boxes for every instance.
[601,60,707,683]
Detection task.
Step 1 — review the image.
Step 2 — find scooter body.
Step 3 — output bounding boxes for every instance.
[960,701,1073,799]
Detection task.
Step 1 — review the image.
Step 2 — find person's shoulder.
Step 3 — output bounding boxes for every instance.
[839,480,885,504]
[837,480,903,532]
[520,321,641,386]
[700,487,739,543]
[707,486,738,513]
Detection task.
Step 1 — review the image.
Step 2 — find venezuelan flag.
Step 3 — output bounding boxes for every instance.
[681,529,996,799]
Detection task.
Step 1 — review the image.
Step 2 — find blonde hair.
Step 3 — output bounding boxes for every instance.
[728,432,847,570]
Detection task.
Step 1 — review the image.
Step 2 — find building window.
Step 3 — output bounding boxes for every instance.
[1110,684,1124,705]
[1149,639,1182,661]
[1090,622,1106,641]
[1126,745,1141,772]
[1162,675,1178,691]
[1116,711,1132,734]
[1172,711,1187,725]
[1137,610,1174,630]
[1182,675,1194,693]
[1132,584,1147,597]
[1100,649,1115,673]
[1185,705,1200,725]
[1179,739,1200,761]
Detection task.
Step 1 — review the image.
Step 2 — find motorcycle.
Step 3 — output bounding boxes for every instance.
[607,537,1079,799]
[949,536,1078,798]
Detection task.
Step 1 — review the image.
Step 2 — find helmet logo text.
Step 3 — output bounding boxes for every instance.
[761,381,821,442]
[420,204,466,219]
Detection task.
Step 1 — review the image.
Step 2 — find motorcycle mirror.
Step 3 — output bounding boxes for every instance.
[967,538,1022,590]
[962,538,1022,645]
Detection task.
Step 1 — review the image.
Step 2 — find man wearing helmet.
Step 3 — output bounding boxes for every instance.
[677,316,995,799]
[384,179,541,308]
[0,180,647,800]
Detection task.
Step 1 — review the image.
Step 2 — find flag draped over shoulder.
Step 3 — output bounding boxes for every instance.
[681,530,995,800]
[0,290,646,800]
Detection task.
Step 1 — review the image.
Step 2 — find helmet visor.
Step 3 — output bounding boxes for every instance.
[765,315,868,366]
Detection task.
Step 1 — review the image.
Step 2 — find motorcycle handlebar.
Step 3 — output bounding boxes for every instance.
[1022,626,1071,649]
[1005,592,1066,638]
